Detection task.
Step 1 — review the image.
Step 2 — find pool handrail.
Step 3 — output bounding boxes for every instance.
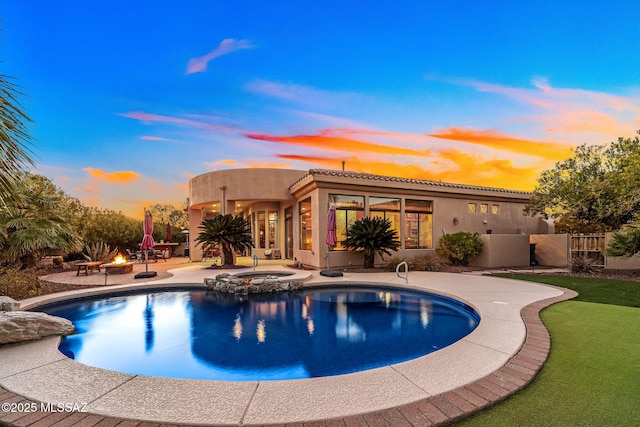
[396,261,409,283]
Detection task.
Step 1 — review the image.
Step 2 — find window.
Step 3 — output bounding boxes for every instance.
[491,204,500,214]
[330,194,364,250]
[369,197,401,237]
[299,198,312,250]
[268,211,278,248]
[480,203,488,214]
[405,199,433,249]
[468,203,477,213]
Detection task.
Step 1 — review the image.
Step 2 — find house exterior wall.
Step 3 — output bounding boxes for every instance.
[189,168,552,268]
[472,234,531,267]
[188,169,307,261]
[530,234,570,267]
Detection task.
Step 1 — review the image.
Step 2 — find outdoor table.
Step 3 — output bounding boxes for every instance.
[76,261,103,276]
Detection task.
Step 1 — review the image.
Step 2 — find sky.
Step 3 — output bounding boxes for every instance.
[3,1,640,219]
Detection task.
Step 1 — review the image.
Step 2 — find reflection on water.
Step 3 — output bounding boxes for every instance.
[41,287,479,381]
[144,295,154,352]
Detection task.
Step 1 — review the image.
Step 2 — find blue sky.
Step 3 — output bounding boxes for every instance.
[3,1,640,218]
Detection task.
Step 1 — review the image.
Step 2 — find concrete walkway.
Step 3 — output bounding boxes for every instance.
[0,263,576,426]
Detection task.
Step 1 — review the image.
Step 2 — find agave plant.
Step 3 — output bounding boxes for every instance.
[195,214,253,267]
[344,216,400,268]
[83,242,119,263]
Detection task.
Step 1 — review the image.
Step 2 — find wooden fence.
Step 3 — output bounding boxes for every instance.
[570,234,606,267]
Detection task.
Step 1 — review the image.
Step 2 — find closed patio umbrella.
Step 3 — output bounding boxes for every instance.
[135,210,157,279]
[166,223,172,242]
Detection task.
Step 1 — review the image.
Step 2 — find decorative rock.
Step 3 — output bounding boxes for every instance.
[0,296,19,312]
[0,311,75,345]
[204,273,304,294]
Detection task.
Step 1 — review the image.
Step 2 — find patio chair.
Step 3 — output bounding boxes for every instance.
[126,249,138,261]
[153,250,168,262]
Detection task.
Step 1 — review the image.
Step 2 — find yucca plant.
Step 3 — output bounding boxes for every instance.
[344,216,400,268]
[195,214,253,267]
[83,242,119,263]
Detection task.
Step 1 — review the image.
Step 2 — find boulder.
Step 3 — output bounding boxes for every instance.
[0,311,75,345]
[0,296,19,312]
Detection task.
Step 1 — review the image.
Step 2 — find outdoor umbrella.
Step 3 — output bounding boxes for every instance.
[321,203,342,277]
[135,209,157,279]
[166,223,172,242]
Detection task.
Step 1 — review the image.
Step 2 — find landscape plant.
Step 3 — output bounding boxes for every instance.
[605,222,640,258]
[569,255,598,273]
[0,173,82,268]
[0,266,43,300]
[0,66,35,207]
[436,231,483,266]
[195,214,253,267]
[82,242,119,263]
[344,216,400,268]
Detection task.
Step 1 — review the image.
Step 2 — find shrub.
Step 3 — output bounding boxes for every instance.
[570,255,598,274]
[0,266,44,300]
[385,254,447,272]
[436,232,483,266]
[384,256,407,271]
[412,254,446,271]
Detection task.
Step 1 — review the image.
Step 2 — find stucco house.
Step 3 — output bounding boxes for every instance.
[187,168,553,268]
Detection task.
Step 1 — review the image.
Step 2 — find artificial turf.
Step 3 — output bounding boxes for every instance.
[493,274,640,307]
[454,276,640,426]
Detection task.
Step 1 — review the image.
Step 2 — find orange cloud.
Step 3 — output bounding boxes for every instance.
[247,130,431,157]
[429,127,572,160]
[278,150,543,192]
[186,38,254,74]
[141,135,166,141]
[84,167,140,184]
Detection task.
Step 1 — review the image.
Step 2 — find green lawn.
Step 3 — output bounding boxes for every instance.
[455,275,640,426]
[494,274,640,307]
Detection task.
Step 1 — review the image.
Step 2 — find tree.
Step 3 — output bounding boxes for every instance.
[344,216,400,268]
[77,207,143,251]
[0,70,35,208]
[0,173,82,268]
[195,214,253,267]
[524,133,640,233]
[148,202,189,229]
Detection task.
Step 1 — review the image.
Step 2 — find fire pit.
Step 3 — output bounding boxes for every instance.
[103,255,134,274]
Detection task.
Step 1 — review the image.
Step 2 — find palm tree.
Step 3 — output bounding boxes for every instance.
[0,173,83,268]
[344,216,400,268]
[195,214,253,267]
[0,70,36,208]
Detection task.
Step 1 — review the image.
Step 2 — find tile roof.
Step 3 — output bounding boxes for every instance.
[292,169,531,195]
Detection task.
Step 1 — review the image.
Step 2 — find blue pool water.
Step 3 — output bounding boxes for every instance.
[40,286,480,381]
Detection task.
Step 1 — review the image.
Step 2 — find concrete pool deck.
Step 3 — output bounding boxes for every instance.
[0,264,576,426]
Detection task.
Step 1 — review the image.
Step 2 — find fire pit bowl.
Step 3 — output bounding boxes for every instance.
[103,261,134,274]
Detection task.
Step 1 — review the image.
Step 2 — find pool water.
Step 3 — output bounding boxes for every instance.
[41,286,479,381]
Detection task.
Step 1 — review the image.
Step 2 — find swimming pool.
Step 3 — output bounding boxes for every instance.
[40,285,479,381]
